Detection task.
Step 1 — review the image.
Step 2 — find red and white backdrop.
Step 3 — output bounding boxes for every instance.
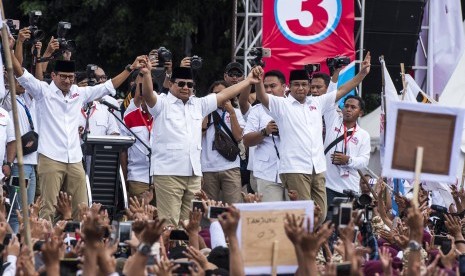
[262,0,356,88]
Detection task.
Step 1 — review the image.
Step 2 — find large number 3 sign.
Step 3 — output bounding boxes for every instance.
[275,0,342,45]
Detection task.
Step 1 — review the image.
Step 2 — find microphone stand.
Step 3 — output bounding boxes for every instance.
[82,103,93,170]
[105,107,152,185]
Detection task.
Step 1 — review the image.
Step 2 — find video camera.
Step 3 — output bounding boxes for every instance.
[304,63,320,78]
[430,204,464,235]
[249,47,271,68]
[86,64,98,86]
[343,189,372,210]
[156,47,172,67]
[326,56,350,76]
[57,21,76,52]
[26,11,45,44]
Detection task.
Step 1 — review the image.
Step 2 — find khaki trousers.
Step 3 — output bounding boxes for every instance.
[37,154,88,222]
[127,180,150,198]
[127,180,156,205]
[202,168,242,204]
[280,171,327,223]
[256,178,288,202]
[153,175,201,226]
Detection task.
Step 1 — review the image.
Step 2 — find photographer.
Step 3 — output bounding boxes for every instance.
[323,95,371,208]
[10,48,146,221]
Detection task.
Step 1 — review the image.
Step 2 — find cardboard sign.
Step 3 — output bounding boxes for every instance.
[383,101,465,183]
[235,201,314,275]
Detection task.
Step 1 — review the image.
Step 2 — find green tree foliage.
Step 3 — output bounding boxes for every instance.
[8,0,233,96]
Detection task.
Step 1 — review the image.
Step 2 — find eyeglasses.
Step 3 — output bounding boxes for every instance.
[174,81,194,88]
[96,75,108,81]
[227,72,243,78]
[57,74,75,81]
[291,82,309,88]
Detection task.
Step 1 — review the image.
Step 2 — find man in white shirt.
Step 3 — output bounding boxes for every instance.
[323,95,370,207]
[201,80,246,204]
[141,61,260,225]
[12,51,145,221]
[254,52,371,222]
[243,70,287,201]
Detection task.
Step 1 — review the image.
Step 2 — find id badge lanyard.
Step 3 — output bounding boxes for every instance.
[343,124,356,155]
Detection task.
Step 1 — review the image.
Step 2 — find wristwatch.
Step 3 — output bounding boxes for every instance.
[165,72,172,79]
[2,161,12,168]
[137,243,152,256]
[260,128,268,137]
[125,64,133,73]
[408,240,421,251]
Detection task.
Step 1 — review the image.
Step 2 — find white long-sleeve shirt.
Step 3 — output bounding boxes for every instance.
[323,102,371,193]
[16,69,116,163]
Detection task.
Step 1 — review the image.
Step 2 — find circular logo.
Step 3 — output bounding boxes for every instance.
[275,0,342,45]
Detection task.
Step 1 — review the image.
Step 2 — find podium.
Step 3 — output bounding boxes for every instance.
[83,135,136,219]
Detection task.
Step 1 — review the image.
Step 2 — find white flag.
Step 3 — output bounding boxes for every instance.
[421,0,465,98]
[380,59,399,105]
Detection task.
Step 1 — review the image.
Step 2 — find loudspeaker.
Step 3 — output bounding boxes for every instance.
[364,32,420,66]
[365,0,427,34]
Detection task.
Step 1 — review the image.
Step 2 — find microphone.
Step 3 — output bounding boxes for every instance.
[99,99,120,111]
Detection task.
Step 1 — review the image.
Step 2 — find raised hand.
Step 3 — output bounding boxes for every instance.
[378,247,393,276]
[218,206,240,238]
[284,213,304,245]
[139,219,167,245]
[17,28,31,44]
[54,191,72,220]
[360,51,371,76]
[181,209,202,235]
[241,192,263,203]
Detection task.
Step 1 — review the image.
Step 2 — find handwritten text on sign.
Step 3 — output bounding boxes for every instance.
[241,209,306,267]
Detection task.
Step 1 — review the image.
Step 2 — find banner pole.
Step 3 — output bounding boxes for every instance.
[400,63,407,101]
[412,147,424,208]
[0,1,31,248]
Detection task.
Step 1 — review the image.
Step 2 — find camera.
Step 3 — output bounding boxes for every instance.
[304,64,320,77]
[57,22,76,52]
[5,19,20,38]
[26,11,45,44]
[157,47,172,67]
[190,55,203,70]
[331,150,343,165]
[326,56,350,76]
[249,47,271,68]
[86,64,98,86]
[343,189,372,210]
